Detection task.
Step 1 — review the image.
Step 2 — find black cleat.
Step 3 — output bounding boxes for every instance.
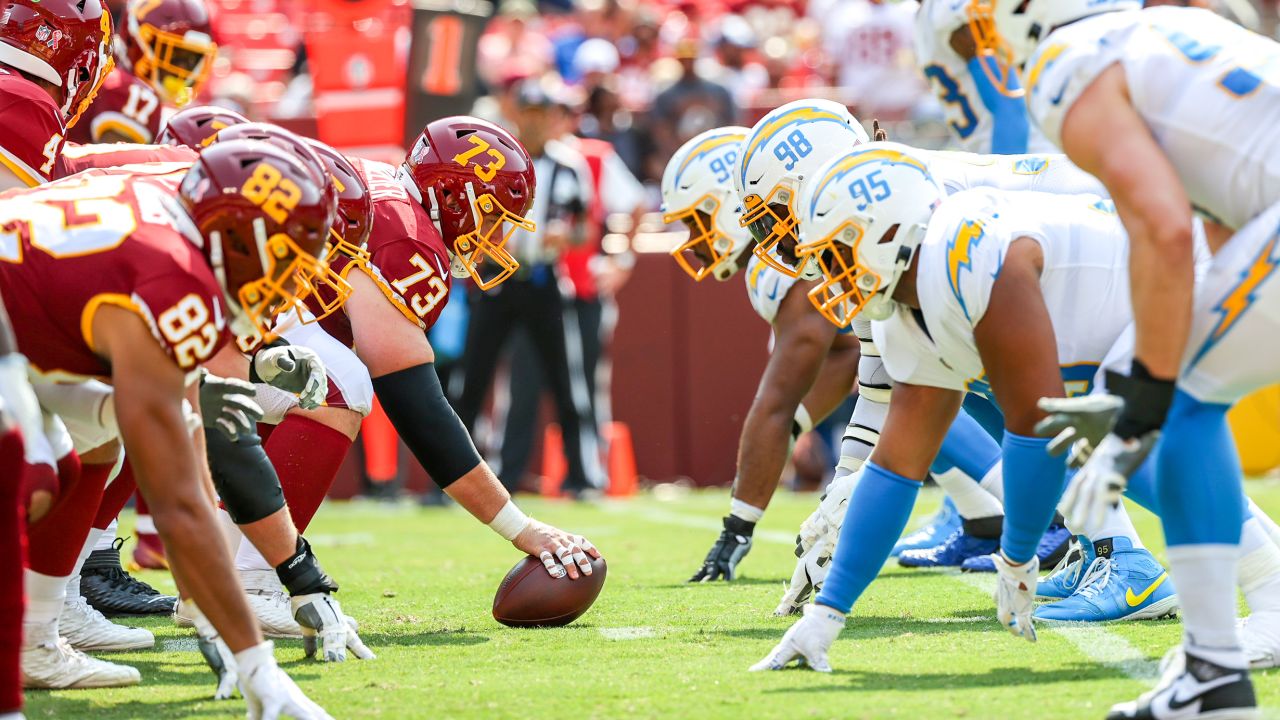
[80,538,177,617]
[1107,649,1258,720]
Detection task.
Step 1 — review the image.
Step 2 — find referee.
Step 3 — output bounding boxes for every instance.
[455,80,606,496]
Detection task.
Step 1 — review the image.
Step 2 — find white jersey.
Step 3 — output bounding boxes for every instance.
[745,253,798,326]
[1025,6,1280,229]
[913,0,1057,154]
[924,150,1107,196]
[873,189,1134,398]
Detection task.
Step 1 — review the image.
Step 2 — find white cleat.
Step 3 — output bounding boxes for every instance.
[1240,612,1280,669]
[60,593,154,652]
[173,596,196,629]
[21,622,141,689]
[242,569,303,639]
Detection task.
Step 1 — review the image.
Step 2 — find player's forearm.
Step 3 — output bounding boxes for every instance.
[444,463,511,523]
[1128,223,1195,380]
[117,399,262,652]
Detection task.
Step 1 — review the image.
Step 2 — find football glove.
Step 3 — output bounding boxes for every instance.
[253,343,327,410]
[198,372,263,440]
[1060,431,1158,538]
[750,603,846,672]
[775,534,831,616]
[688,515,754,582]
[993,554,1039,643]
[292,593,375,663]
[1035,394,1124,467]
[186,599,239,700]
[237,641,334,720]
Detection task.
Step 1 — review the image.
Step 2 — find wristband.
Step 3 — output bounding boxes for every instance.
[791,404,814,442]
[1107,359,1176,439]
[489,500,531,541]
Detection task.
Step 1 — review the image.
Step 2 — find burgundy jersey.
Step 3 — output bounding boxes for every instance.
[310,159,453,345]
[0,166,231,380]
[0,68,66,186]
[55,141,196,178]
[68,69,165,145]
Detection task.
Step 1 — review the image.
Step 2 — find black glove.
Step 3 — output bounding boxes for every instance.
[688,515,755,582]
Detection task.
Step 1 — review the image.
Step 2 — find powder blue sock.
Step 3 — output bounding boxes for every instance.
[999,431,1067,564]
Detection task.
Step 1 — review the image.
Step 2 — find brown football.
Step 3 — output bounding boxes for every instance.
[492,555,607,627]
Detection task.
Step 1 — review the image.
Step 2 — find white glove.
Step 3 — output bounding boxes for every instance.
[292,593,375,663]
[794,469,858,558]
[199,372,264,440]
[750,603,846,673]
[0,354,42,443]
[1059,431,1157,538]
[254,344,327,410]
[189,605,238,700]
[993,554,1039,643]
[237,641,334,720]
[774,533,832,617]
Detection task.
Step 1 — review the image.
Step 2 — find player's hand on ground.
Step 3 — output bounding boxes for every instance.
[1035,394,1125,467]
[688,515,754,582]
[237,642,334,720]
[993,554,1039,644]
[750,604,846,673]
[253,344,328,410]
[292,593,375,663]
[1060,431,1157,537]
[775,534,832,616]
[193,615,239,700]
[794,471,857,558]
[199,371,264,440]
[513,520,600,580]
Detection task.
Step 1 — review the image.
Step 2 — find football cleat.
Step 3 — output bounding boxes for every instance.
[688,516,754,582]
[173,596,196,628]
[242,569,303,638]
[1240,612,1280,670]
[898,528,997,568]
[891,496,960,557]
[130,532,169,571]
[1107,648,1257,720]
[962,524,1074,573]
[1033,537,1179,623]
[81,538,176,616]
[750,603,845,673]
[21,622,141,689]
[60,577,155,652]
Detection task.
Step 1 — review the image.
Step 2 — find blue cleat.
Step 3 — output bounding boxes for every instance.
[1032,537,1179,623]
[897,527,997,568]
[960,524,1074,574]
[891,496,961,557]
[1036,536,1088,600]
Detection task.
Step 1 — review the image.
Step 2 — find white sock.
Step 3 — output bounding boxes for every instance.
[135,513,156,535]
[932,467,1002,519]
[1238,516,1280,614]
[1247,498,1280,548]
[93,519,118,552]
[218,509,244,558]
[977,462,1004,501]
[71,527,106,579]
[235,537,274,574]
[1088,504,1145,550]
[1167,543,1245,668]
[24,570,69,625]
[729,497,765,524]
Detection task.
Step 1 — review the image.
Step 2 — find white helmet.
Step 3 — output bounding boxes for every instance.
[661,126,754,281]
[796,142,945,326]
[971,0,1141,74]
[736,99,868,279]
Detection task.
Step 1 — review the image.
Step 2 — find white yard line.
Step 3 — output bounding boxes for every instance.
[159,638,200,652]
[599,626,656,640]
[616,504,1159,681]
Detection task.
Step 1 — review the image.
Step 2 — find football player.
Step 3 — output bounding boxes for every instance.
[0,138,338,718]
[983,0,1280,715]
[0,0,112,191]
[225,117,603,626]
[914,0,1051,154]
[69,0,215,145]
[663,126,862,583]
[754,144,1280,683]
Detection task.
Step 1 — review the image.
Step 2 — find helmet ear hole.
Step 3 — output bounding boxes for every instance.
[876,224,900,246]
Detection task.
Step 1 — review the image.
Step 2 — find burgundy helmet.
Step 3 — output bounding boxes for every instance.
[401,116,536,290]
[118,0,215,106]
[0,0,114,127]
[157,104,247,147]
[303,138,372,261]
[179,138,339,340]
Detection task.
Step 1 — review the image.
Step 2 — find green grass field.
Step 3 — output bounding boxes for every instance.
[24,483,1280,719]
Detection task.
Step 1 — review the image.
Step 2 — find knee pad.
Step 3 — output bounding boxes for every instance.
[204,428,285,525]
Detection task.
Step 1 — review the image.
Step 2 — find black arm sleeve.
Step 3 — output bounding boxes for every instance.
[370,362,483,488]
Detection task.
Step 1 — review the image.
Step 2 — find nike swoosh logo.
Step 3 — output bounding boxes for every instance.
[1166,674,1244,711]
[1050,80,1069,106]
[766,280,780,301]
[1126,572,1169,606]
